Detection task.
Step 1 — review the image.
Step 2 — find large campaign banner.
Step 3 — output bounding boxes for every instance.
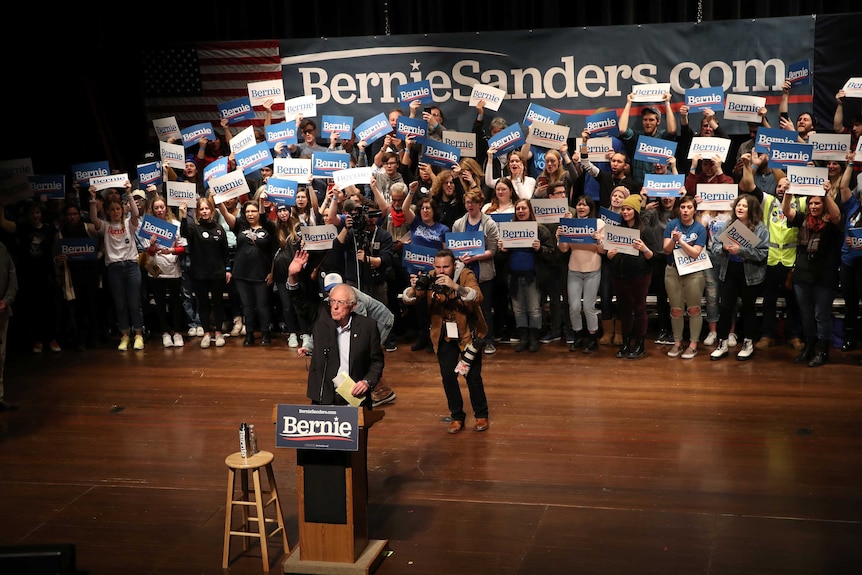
[278,17,813,136]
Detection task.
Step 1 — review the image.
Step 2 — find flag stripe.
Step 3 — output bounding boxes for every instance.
[144,40,283,135]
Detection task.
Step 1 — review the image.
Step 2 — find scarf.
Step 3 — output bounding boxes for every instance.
[806,212,826,234]
[390,206,406,227]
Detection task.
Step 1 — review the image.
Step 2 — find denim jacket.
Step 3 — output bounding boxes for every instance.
[709,220,769,286]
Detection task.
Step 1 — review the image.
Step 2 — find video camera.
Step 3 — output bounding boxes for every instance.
[349,204,383,233]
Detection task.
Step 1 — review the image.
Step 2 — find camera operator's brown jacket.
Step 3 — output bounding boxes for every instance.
[401,262,487,352]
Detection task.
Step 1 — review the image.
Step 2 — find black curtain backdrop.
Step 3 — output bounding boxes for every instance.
[4,2,860,177]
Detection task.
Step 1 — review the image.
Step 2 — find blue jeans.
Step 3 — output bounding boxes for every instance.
[106,260,144,334]
[794,280,835,343]
[703,255,720,324]
[567,269,601,333]
[510,275,542,329]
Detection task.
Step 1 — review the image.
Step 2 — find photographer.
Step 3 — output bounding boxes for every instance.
[334,197,393,309]
[402,249,490,434]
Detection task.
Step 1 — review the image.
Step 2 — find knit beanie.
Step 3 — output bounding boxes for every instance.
[621,195,642,214]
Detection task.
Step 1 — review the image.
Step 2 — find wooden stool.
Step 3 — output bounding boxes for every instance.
[223,450,289,571]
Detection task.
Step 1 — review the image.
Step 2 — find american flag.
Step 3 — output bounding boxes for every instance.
[142,40,282,135]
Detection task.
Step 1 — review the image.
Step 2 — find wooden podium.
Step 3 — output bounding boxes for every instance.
[283,407,388,575]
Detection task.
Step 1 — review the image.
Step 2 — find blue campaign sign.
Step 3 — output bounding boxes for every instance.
[274,404,359,451]
[445,231,485,257]
[421,140,461,169]
[235,142,274,176]
[71,160,110,186]
[788,59,811,88]
[600,207,622,226]
[642,174,686,197]
[488,212,513,224]
[754,127,799,154]
[203,157,228,187]
[181,122,216,148]
[137,161,163,188]
[487,123,525,157]
[218,96,255,124]
[29,174,65,200]
[684,86,725,111]
[266,177,298,206]
[396,116,427,144]
[523,103,560,128]
[137,214,179,249]
[848,228,862,253]
[769,142,813,171]
[266,121,298,148]
[321,115,354,139]
[354,113,391,146]
[402,243,437,274]
[583,109,620,137]
[398,79,433,105]
[558,217,598,244]
[311,151,351,177]
[56,238,99,261]
[634,135,677,164]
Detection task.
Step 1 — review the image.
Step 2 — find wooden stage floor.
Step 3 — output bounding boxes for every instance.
[1,334,861,574]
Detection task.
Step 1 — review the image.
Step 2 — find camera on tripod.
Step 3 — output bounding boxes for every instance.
[349,204,383,233]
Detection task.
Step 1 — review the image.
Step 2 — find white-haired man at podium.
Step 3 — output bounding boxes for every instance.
[289,250,384,406]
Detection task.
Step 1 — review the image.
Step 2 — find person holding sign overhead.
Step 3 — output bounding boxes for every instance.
[219,199,276,346]
[783,181,842,367]
[779,77,817,144]
[708,194,769,361]
[90,181,145,351]
[662,196,708,359]
[684,154,734,195]
[618,89,677,183]
[485,150,536,201]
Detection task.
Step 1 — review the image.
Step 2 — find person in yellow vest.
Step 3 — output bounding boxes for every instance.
[739,152,805,351]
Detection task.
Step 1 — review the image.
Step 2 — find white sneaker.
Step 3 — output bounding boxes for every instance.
[173,333,184,347]
[287,333,299,348]
[710,339,729,361]
[162,333,173,348]
[737,338,754,361]
[195,326,204,337]
[188,327,199,337]
[681,346,698,360]
[230,317,243,337]
[301,334,312,349]
[703,331,717,346]
[240,325,247,335]
[727,333,738,348]
[215,334,226,347]
[201,334,211,348]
